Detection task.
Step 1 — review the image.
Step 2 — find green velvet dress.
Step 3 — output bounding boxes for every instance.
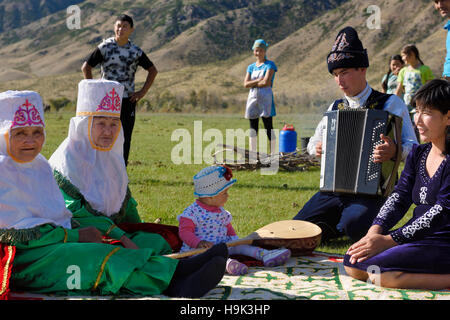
[53,170,172,255]
[6,224,178,296]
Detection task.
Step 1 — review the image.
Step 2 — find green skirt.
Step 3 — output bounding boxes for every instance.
[10,225,178,296]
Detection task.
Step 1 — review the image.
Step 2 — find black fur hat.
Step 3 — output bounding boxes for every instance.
[327,26,369,74]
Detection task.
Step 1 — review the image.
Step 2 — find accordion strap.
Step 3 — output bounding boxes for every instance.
[331,89,392,111]
[363,91,392,110]
[381,114,403,197]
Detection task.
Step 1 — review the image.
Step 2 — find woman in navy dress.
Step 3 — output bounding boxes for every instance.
[344,79,450,290]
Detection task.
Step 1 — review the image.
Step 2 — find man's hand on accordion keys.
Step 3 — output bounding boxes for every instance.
[372,134,397,163]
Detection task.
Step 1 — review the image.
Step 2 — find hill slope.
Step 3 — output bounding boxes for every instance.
[0,0,447,112]
[0,0,84,33]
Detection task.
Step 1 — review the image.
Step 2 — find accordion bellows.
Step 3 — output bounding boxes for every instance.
[320,109,402,197]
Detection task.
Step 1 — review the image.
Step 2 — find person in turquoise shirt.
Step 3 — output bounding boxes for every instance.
[244,39,278,155]
[381,55,404,95]
[434,0,450,80]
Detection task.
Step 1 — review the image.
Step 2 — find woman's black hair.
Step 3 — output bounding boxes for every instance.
[382,54,404,92]
[411,79,450,155]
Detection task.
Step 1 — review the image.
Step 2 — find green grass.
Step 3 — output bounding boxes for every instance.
[41,111,413,255]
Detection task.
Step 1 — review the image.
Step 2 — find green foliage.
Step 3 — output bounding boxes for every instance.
[48,97,73,112]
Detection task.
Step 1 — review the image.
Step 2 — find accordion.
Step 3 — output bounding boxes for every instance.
[319,109,402,197]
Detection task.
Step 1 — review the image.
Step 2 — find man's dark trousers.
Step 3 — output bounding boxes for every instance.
[120,97,136,166]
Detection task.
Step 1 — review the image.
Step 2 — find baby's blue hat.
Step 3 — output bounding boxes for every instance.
[193,165,236,198]
[252,39,268,50]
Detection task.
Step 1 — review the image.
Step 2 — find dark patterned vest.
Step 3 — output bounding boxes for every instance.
[331,89,392,111]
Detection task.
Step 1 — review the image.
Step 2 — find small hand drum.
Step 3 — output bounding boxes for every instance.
[166,219,322,259]
[249,220,322,256]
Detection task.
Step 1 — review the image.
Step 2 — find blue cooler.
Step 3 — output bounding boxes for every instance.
[279,124,297,153]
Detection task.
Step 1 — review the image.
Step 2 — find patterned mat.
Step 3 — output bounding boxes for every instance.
[9,252,450,300]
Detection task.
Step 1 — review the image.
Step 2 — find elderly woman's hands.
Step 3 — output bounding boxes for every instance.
[78,227,139,249]
[78,227,103,243]
[119,235,139,249]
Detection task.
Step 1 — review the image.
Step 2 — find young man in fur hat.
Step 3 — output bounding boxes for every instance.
[293,26,418,243]
[81,14,158,166]
[434,0,450,81]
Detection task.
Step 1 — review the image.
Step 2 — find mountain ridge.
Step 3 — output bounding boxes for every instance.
[0,0,447,112]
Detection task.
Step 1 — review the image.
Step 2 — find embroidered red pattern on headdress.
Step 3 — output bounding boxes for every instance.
[11,99,44,128]
[96,88,121,112]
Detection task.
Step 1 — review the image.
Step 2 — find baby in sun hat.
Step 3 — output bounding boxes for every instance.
[177,165,291,275]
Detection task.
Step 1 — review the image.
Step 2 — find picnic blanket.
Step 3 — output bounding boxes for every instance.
[5,251,450,300]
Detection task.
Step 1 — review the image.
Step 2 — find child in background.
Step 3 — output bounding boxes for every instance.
[178,165,291,275]
[244,39,278,155]
[381,55,404,95]
[395,44,435,115]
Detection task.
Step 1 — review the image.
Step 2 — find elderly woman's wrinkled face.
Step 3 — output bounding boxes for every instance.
[9,126,45,162]
[91,116,121,148]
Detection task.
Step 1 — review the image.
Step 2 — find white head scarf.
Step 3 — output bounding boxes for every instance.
[0,90,72,233]
[49,79,128,217]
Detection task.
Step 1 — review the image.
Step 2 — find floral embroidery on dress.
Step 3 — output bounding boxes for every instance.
[419,144,447,185]
[375,192,400,221]
[401,204,443,239]
[419,187,428,204]
[11,99,44,128]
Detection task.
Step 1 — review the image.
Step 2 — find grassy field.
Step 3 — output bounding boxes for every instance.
[41,111,413,255]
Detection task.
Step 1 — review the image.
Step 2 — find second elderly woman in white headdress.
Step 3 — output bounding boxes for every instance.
[0,90,227,298]
[49,79,170,253]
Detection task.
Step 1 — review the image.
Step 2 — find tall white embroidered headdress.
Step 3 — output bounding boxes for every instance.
[49,79,128,217]
[0,90,72,237]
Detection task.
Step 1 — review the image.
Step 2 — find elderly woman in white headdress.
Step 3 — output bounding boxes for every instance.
[49,79,170,253]
[0,90,227,297]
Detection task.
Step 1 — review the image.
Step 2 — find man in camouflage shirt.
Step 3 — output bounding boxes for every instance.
[82,14,158,165]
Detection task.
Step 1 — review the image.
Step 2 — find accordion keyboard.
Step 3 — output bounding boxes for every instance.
[366,120,386,181]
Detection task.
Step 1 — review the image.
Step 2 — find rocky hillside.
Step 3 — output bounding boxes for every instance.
[0,0,84,33]
[0,0,447,112]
